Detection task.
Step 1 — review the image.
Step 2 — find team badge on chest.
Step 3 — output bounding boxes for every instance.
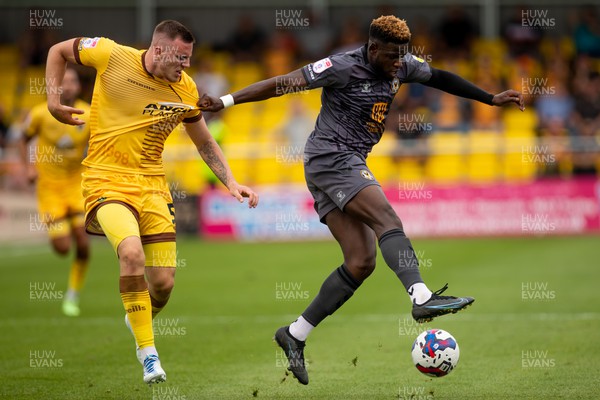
[391,77,400,94]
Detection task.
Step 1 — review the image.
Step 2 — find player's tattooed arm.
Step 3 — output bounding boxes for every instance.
[198,69,308,112]
[197,139,231,187]
[185,118,259,207]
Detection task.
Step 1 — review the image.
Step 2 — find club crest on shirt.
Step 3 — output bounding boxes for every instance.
[360,170,374,180]
[391,77,400,94]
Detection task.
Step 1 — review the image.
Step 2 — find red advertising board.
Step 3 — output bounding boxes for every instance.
[200,178,600,240]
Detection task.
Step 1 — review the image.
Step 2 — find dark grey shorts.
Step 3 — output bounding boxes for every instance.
[304,152,380,223]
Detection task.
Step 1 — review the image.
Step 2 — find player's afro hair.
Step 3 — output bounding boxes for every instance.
[369,15,411,44]
[153,20,195,44]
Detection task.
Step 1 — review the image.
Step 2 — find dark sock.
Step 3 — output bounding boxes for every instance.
[302,264,361,327]
[378,228,423,290]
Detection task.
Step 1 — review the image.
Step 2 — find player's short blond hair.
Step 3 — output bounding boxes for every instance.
[369,15,411,44]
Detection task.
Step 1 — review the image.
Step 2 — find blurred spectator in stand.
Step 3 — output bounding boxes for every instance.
[537,116,572,178]
[503,6,544,60]
[194,57,229,100]
[296,9,333,60]
[227,14,266,63]
[429,59,472,132]
[570,71,600,175]
[408,16,435,60]
[573,5,600,57]
[386,86,432,172]
[18,30,57,68]
[536,70,573,131]
[331,16,366,54]
[437,6,477,59]
[264,30,300,77]
[0,104,8,154]
[276,98,314,152]
[471,53,503,131]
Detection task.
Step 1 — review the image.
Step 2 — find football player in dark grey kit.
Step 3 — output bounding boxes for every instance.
[200,15,524,385]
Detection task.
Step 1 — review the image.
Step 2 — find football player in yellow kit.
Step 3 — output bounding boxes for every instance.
[45,20,259,385]
[20,67,91,317]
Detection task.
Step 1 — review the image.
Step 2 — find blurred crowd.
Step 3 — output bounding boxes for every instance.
[1,4,599,187]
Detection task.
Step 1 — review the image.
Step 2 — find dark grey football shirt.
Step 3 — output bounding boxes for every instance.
[301,45,432,158]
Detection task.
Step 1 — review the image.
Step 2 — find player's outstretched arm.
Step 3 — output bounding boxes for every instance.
[423,67,524,111]
[198,69,307,112]
[46,39,85,125]
[185,117,259,208]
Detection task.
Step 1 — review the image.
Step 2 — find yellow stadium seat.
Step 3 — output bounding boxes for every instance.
[396,159,425,182]
[503,106,538,134]
[254,155,282,185]
[228,62,263,92]
[424,132,466,183]
[466,130,502,182]
[502,135,537,181]
[367,154,396,184]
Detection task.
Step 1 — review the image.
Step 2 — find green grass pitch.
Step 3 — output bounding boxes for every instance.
[1,235,598,399]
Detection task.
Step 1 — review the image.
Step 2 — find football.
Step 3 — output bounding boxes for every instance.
[411,329,460,377]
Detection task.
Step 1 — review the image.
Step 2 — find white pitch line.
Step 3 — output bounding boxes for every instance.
[2,312,599,327]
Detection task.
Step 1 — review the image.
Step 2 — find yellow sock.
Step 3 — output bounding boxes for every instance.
[68,258,89,293]
[121,290,154,349]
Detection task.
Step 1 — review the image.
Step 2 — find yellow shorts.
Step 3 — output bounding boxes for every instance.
[36,173,85,239]
[82,169,176,265]
[96,203,177,267]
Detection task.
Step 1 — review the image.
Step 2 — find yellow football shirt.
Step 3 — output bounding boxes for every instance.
[74,36,201,175]
[25,100,91,180]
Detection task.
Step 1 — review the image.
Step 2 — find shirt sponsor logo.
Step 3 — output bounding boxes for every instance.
[361,82,372,93]
[312,57,332,74]
[142,102,195,116]
[371,102,388,124]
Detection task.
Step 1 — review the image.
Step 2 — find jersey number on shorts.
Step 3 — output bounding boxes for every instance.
[167,203,175,225]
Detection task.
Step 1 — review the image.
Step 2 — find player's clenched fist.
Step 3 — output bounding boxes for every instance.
[198,94,224,112]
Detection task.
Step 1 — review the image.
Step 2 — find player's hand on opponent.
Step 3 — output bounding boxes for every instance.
[227,181,259,208]
[492,90,525,111]
[197,94,224,113]
[47,103,86,125]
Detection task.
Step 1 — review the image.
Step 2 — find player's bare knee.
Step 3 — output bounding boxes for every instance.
[119,246,145,272]
[51,238,70,256]
[150,274,174,296]
[346,254,376,281]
